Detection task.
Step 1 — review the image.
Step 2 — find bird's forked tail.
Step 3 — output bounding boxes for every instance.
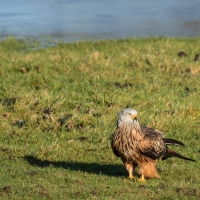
[162,148,196,162]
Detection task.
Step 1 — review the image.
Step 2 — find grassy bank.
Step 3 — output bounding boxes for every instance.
[0,37,199,199]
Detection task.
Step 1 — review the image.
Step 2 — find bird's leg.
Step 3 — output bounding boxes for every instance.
[124,163,134,179]
[139,174,146,182]
[128,170,134,179]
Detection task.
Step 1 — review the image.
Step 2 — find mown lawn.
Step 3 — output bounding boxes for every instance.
[0,37,199,199]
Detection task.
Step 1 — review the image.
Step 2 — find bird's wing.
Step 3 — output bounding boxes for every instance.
[138,133,166,159]
[141,126,165,137]
[162,138,185,146]
[111,129,121,157]
[141,126,185,146]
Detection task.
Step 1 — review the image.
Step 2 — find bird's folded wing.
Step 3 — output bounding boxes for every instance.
[138,133,166,159]
[111,130,121,157]
[141,126,165,137]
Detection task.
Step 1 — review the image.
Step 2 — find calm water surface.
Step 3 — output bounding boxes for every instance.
[1,0,200,42]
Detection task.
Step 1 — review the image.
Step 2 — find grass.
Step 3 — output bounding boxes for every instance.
[0,36,200,199]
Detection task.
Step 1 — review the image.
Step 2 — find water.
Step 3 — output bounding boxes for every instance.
[1,0,200,42]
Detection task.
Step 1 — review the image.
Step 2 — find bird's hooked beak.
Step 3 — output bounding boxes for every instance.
[130,113,137,120]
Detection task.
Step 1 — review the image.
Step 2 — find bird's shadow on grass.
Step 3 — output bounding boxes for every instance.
[23,155,125,177]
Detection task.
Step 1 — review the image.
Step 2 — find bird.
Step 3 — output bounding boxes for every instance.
[111,108,196,182]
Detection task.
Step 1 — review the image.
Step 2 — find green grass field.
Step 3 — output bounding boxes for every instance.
[0,37,199,199]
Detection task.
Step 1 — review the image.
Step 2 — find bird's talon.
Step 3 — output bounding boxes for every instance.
[128,176,135,180]
[138,175,146,182]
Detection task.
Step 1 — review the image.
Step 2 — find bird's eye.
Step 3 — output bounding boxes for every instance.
[126,112,131,116]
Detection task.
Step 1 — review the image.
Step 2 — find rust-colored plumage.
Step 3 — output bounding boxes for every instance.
[111,108,196,181]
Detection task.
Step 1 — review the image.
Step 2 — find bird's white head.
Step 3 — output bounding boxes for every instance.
[117,108,139,127]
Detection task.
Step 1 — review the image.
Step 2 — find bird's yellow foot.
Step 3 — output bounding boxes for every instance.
[138,175,146,182]
[124,174,134,182]
[128,174,134,180]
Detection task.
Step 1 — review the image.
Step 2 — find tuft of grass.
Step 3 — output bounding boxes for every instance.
[0,37,200,199]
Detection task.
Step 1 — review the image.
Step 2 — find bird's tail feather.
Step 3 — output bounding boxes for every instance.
[163,138,185,146]
[163,148,196,162]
